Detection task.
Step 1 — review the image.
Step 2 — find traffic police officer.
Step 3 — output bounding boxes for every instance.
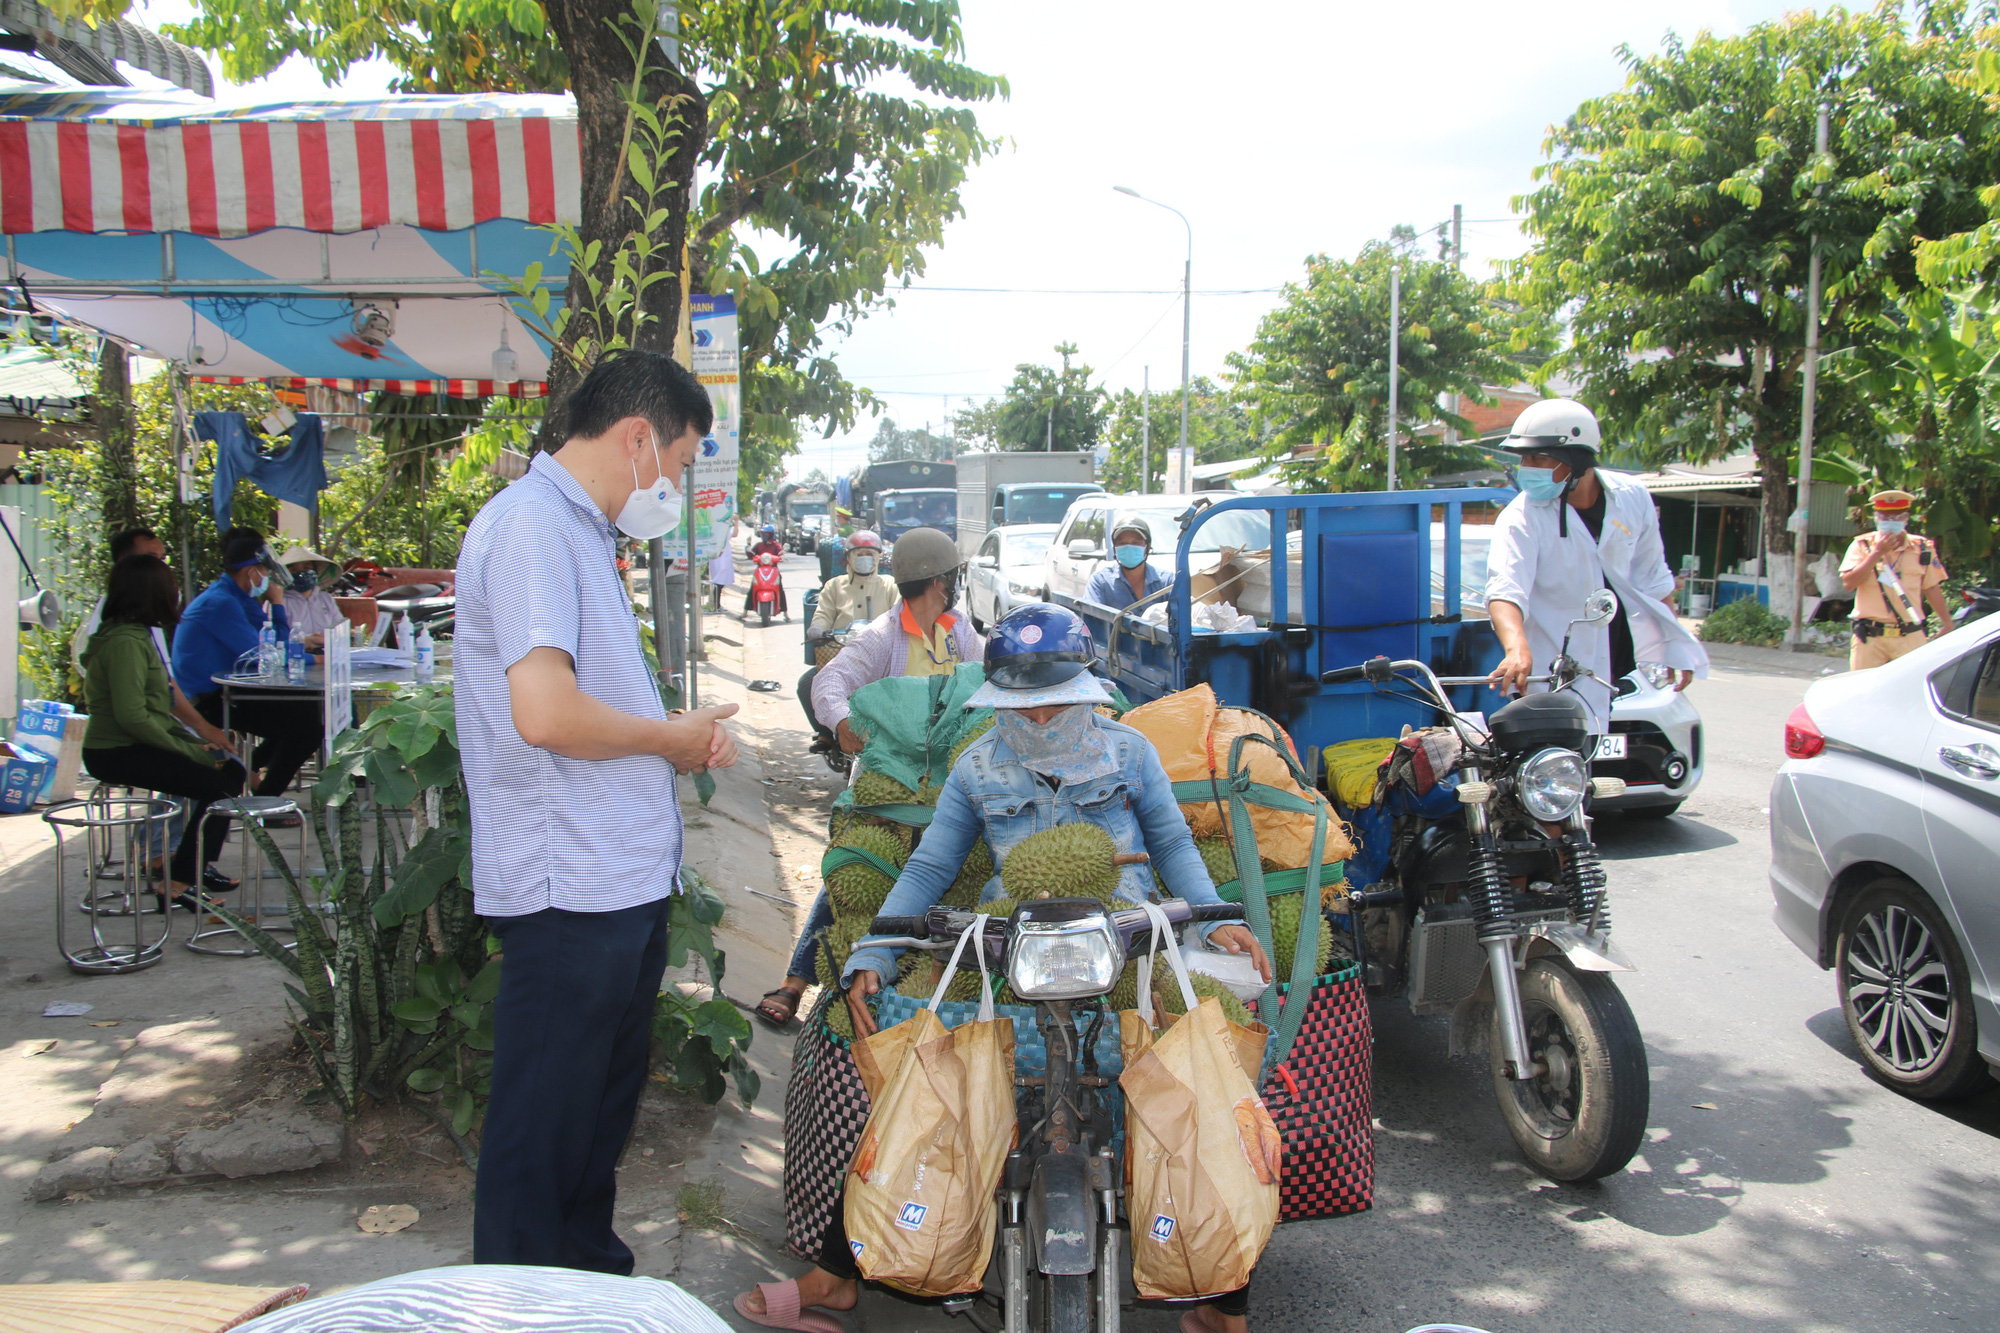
[1838,489,1954,670]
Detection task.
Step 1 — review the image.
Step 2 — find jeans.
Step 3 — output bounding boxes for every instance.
[474,896,673,1273]
[785,887,836,982]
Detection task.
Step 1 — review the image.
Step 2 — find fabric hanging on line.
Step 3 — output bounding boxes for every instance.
[196,412,328,530]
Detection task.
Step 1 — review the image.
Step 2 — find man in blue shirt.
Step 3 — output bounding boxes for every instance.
[175,533,322,803]
[1085,514,1172,613]
[458,350,739,1275]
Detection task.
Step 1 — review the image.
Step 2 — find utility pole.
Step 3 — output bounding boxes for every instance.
[1113,187,1193,461]
[1387,265,1401,491]
[1451,204,1463,269]
[1789,104,1831,650]
[1046,401,1054,452]
[1141,365,1151,494]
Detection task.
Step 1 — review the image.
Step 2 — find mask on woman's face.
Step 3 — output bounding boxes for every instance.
[1875,518,1907,536]
[248,574,270,598]
[851,554,878,576]
[290,568,318,592]
[1516,465,1568,503]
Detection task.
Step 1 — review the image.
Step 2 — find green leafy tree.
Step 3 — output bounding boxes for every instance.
[867,417,950,463]
[1096,376,1261,493]
[953,343,1107,453]
[168,0,1005,500]
[1230,231,1548,491]
[1511,3,2000,555]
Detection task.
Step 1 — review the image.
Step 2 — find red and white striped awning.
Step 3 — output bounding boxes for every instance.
[0,87,579,237]
[194,376,550,399]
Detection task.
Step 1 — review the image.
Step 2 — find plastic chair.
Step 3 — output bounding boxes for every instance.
[185,795,309,957]
[46,794,179,974]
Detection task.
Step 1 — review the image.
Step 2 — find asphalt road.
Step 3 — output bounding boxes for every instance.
[750,555,2000,1333]
[1248,648,2000,1333]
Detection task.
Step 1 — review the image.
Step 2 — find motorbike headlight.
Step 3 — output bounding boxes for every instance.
[1517,746,1587,821]
[1640,663,1674,690]
[1006,904,1125,1000]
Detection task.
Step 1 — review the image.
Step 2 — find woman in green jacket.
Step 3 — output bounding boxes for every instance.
[81,555,246,908]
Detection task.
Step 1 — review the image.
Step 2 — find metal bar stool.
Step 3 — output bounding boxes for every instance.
[47,794,180,974]
[186,794,309,956]
[74,782,186,916]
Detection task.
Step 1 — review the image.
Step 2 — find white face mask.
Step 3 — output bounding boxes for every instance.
[613,429,684,540]
[851,554,878,575]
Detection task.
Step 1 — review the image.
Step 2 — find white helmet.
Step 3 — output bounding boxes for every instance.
[1502,398,1601,455]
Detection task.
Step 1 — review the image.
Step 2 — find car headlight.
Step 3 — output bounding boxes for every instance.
[1006,904,1125,1000]
[1517,746,1587,821]
[1640,663,1674,690]
[1008,580,1039,595]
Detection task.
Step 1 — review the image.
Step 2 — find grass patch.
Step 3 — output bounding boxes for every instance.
[678,1179,728,1232]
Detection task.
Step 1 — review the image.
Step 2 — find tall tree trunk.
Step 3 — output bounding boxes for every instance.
[534,0,708,452]
[96,339,139,536]
[1756,432,1792,558]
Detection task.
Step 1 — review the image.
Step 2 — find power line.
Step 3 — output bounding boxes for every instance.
[894,285,1281,296]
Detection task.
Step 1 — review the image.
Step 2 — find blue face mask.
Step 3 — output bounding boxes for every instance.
[1875,518,1907,535]
[1114,544,1148,570]
[248,574,270,598]
[1517,466,1568,503]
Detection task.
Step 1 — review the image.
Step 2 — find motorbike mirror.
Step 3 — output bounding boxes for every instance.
[1580,588,1619,626]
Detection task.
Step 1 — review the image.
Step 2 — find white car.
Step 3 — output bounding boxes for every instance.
[965,525,1058,631]
[1045,494,1278,603]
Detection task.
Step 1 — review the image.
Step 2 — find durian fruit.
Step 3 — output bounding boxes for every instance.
[1000,824,1121,902]
[1195,837,1239,889]
[1268,895,1336,979]
[1105,952,1176,1013]
[853,770,919,808]
[1161,972,1256,1028]
[824,997,855,1041]
[947,714,995,769]
[829,806,854,844]
[941,839,994,908]
[827,824,910,914]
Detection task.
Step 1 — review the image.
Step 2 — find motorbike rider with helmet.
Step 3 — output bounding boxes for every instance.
[756,528,986,1031]
[1484,398,1707,730]
[798,531,898,756]
[1087,513,1174,612]
[736,602,1271,1333]
[746,524,790,620]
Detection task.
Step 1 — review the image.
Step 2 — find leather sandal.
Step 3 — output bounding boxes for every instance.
[755,987,804,1029]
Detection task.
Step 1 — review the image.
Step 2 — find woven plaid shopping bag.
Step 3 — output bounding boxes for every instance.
[782,991,873,1261]
[1249,962,1374,1222]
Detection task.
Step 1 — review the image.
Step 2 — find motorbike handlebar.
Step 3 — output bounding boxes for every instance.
[869,914,926,937]
[1188,903,1247,922]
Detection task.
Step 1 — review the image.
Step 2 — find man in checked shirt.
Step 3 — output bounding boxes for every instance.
[455,351,739,1273]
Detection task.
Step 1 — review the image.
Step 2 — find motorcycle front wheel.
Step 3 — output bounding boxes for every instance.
[1035,1273,1090,1333]
[1490,956,1649,1182]
[759,603,772,626]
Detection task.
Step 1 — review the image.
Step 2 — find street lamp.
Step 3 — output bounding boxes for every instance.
[1114,186,1191,489]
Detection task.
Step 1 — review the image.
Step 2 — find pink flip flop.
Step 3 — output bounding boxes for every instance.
[732,1280,846,1333]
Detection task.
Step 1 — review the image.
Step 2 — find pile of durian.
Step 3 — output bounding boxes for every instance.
[1184,835,1345,984]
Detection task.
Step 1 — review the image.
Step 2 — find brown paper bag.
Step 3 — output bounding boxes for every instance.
[1118,904,1279,1299]
[845,916,1015,1297]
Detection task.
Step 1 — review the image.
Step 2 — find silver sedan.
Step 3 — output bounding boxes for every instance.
[1769,611,2000,1100]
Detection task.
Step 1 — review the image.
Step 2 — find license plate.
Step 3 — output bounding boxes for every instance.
[1595,734,1627,761]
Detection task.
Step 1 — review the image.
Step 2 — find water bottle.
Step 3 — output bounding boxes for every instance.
[286,632,310,683]
[258,607,281,677]
[413,624,436,683]
[396,612,413,655]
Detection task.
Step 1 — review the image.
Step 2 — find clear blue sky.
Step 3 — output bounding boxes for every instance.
[134,0,1804,480]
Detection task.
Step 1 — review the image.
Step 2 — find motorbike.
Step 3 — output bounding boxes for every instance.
[751,551,786,626]
[1322,588,1650,1183]
[1954,585,2000,627]
[804,622,861,775]
[866,895,1247,1333]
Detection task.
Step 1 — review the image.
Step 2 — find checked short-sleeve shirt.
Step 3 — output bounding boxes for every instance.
[454,451,683,917]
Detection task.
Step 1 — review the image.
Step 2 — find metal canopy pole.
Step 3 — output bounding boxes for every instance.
[1387,265,1401,491]
[1789,104,1831,650]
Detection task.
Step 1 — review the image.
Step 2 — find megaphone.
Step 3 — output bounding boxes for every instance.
[19,589,59,629]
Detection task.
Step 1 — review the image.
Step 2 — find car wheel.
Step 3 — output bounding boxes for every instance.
[1835,877,1991,1100]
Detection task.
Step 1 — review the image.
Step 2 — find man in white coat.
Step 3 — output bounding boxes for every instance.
[1484,398,1708,732]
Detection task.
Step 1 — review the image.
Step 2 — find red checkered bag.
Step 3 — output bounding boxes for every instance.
[1249,962,1374,1222]
[781,991,872,1260]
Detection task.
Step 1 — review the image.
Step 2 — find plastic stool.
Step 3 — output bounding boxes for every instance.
[46,794,179,975]
[185,795,308,957]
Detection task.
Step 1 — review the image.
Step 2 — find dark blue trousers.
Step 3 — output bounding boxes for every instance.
[474,896,672,1273]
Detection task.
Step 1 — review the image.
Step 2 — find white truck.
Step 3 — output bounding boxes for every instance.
[954,451,1103,558]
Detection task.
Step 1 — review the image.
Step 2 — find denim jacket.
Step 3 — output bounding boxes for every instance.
[842,714,1225,986]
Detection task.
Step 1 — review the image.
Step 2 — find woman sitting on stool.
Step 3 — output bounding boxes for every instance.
[81,555,246,910]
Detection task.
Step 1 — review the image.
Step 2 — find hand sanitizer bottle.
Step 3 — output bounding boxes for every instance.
[413,623,436,683]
